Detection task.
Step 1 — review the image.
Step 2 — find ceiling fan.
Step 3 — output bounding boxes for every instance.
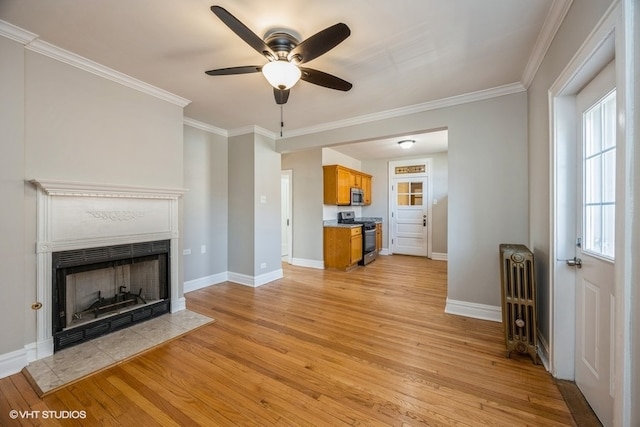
[205,6,352,105]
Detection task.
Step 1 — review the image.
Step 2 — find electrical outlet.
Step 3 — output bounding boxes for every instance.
[183,249,191,255]
[201,245,206,254]
[260,262,267,269]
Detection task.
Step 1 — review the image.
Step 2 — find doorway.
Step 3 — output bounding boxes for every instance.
[281,170,292,264]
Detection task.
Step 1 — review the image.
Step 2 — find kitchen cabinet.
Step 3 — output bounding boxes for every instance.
[324,226,362,270]
[376,223,382,252]
[323,165,352,205]
[362,175,372,205]
[323,165,373,206]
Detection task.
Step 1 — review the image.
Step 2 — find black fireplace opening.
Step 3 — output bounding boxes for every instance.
[52,240,171,351]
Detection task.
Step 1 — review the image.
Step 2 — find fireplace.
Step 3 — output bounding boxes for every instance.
[52,240,171,351]
[30,179,185,360]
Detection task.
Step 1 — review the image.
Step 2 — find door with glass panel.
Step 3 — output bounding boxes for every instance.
[391,178,428,256]
[574,61,615,427]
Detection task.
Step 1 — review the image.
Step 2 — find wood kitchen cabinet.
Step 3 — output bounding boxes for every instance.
[323,226,362,270]
[376,223,382,252]
[323,164,373,205]
[323,165,352,205]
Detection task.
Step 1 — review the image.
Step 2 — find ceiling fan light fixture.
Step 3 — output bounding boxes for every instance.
[398,139,415,149]
[262,60,301,90]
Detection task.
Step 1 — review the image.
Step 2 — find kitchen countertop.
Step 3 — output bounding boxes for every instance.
[323,217,383,228]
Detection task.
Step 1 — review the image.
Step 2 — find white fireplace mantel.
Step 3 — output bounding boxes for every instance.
[30,179,187,360]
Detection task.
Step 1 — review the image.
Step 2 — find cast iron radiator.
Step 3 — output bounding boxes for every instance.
[499,244,538,364]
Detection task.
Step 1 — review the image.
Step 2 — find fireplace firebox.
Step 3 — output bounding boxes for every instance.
[52,240,171,351]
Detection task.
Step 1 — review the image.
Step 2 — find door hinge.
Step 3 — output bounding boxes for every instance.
[576,237,582,248]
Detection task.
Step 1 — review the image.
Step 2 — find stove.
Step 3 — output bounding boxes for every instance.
[337,211,378,265]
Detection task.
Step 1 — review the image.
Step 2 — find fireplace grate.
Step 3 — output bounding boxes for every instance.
[53,299,170,351]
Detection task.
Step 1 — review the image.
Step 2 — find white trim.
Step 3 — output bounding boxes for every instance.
[24,39,190,107]
[537,331,551,372]
[282,83,525,138]
[228,125,276,139]
[0,19,38,44]
[228,269,284,287]
[30,179,187,199]
[444,299,502,322]
[184,272,229,293]
[379,248,390,256]
[0,348,28,379]
[521,0,573,88]
[431,252,448,261]
[291,258,325,269]
[184,117,228,137]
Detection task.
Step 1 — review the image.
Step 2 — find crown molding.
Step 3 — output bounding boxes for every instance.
[184,117,228,137]
[23,38,191,108]
[0,19,38,44]
[521,0,573,88]
[228,125,277,139]
[282,82,526,138]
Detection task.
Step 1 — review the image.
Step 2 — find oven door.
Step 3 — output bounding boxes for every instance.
[360,227,377,265]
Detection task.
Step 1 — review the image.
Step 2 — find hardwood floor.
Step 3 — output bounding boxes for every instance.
[0,255,575,426]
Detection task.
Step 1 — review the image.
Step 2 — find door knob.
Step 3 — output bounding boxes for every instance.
[565,257,582,269]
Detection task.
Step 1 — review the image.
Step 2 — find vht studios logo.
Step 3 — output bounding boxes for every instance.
[9,410,87,420]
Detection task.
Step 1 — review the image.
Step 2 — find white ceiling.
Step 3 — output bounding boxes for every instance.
[0,0,563,159]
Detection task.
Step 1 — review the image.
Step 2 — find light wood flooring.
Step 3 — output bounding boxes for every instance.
[0,255,576,426]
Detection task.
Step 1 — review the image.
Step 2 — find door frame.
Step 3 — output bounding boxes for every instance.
[388,158,433,258]
[549,2,635,424]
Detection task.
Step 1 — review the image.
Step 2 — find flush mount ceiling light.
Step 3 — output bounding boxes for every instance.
[261,60,302,90]
[398,139,415,149]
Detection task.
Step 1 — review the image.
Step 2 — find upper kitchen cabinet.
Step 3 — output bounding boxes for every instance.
[323,165,373,206]
[323,165,352,205]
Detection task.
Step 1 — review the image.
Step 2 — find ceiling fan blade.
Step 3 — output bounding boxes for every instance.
[274,88,290,105]
[300,67,352,91]
[205,66,262,76]
[288,23,350,64]
[210,6,276,60]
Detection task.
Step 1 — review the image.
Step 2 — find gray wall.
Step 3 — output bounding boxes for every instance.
[228,133,256,275]
[183,125,228,281]
[281,149,324,262]
[227,132,282,276]
[278,92,528,308]
[0,36,185,360]
[0,35,26,357]
[253,133,282,274]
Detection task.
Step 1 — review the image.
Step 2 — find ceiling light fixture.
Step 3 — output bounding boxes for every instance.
[262,60,302,90]
[398,139,415,149]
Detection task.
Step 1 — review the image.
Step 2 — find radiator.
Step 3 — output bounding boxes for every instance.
[499,244,538,364]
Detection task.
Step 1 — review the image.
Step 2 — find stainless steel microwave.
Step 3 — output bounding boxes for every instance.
[350,187,364,205]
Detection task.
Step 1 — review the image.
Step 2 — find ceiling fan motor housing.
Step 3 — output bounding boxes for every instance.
[264,32,300,61]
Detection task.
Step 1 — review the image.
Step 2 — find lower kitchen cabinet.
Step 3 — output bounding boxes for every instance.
[376,223,382,252]
[324,226,362,270]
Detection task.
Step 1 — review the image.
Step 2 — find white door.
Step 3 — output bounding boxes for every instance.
[280,170,292,262]
[391,178,428,256]
[574,62,616,426]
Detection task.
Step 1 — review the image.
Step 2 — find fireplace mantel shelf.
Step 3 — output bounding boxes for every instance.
[30,179,188,199]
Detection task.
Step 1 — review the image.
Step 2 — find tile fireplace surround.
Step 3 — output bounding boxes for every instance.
[29,180,187,363]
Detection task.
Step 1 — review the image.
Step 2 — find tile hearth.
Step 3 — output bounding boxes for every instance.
[23,309,214,396]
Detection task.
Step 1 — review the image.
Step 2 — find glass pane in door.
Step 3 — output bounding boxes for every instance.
[583,90,616,259]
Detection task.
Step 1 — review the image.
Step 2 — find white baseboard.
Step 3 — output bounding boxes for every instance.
[0,347,28,379]
[379,248,390,255]
[228,268,284,287]
[291,258,325,269]
[444,298,502,322]
[431,252,448,261]
[184,272,229,293]
[536,330,551,372]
